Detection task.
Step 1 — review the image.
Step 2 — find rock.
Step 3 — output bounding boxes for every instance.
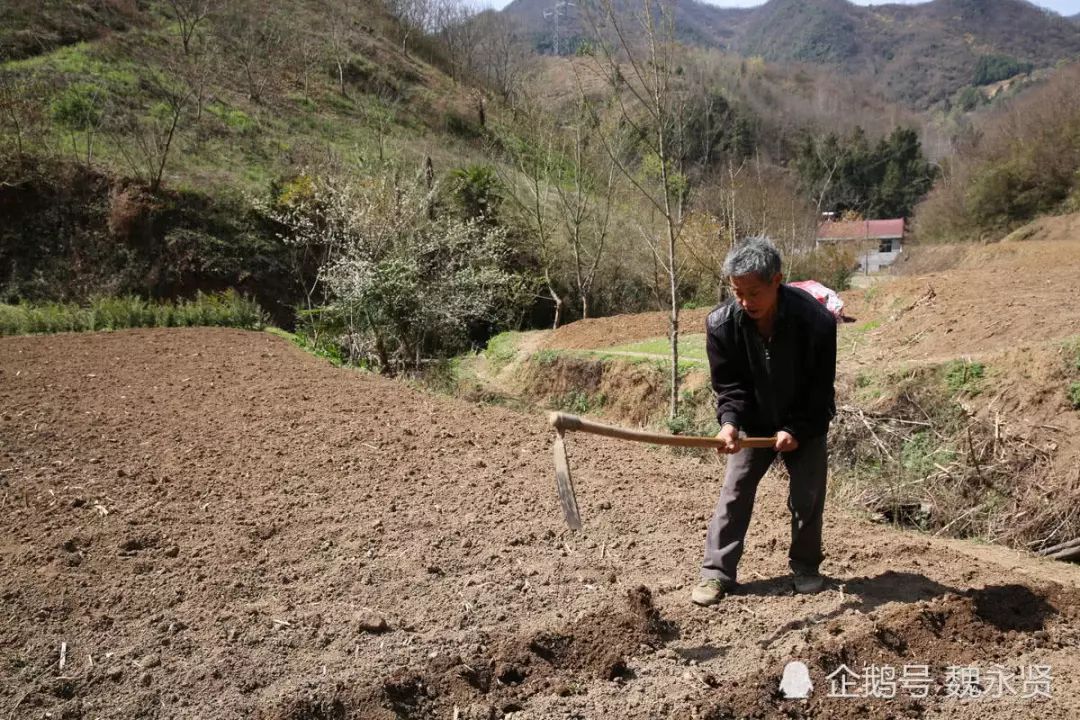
[164,545,180,558]
[355,610,389,634]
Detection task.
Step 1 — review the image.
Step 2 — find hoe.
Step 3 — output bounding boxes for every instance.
[548,411,777,530]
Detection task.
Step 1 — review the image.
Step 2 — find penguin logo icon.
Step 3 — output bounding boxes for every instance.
[780,661,813,699]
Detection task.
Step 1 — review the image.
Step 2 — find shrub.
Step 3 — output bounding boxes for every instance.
[0,291,264,336]
[787,244,856,291]
[943,360,985,394]
[1069,382,1080,410]
[449,165,502,224]
[268,171,531,373]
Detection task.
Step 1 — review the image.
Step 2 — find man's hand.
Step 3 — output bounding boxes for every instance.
[775,430,799,453]
[715,423,741,455]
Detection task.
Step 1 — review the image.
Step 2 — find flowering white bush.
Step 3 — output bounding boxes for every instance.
[270,171,530,371]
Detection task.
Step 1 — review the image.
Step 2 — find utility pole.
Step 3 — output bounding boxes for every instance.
[542,1,575,55]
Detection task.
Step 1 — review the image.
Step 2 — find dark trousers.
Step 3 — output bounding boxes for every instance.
[701,434,827,587]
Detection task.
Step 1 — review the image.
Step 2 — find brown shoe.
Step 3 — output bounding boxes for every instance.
[691,579,727,606]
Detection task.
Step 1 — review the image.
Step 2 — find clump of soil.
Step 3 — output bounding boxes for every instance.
[703,583,1080,720]
[265,586,676,719]
[523,585,675,680]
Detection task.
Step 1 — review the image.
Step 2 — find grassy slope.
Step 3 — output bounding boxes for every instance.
[1,0,500,196]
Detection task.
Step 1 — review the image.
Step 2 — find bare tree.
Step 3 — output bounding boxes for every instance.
[576,0,690,419]
[498,115,566,329]
[164,0,218,55]
[111,72,193,193]
[386,0,433,57]
[473,13,532,105]
[0,71,44,169]
[327,13,351,97]
[51,81,108,166]
[215,2,285,104]
[172,38,219,124]
[290,29,324,102]
[552,121,616,319]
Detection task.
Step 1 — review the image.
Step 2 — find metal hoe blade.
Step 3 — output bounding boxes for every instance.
[553,429,582,531]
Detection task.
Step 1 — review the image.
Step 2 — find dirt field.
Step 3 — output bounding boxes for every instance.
[540,308,713,352]
[845,236,1080,366]
[4,327,1080,719]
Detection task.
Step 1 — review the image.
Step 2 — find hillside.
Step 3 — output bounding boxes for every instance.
[0,0,514,320]
[0,0,491,193]
[503,0,1080,108]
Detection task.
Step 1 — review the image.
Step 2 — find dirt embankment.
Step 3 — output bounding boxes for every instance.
[541,308,713,351]
[4,328,1080,719]
[535,236,1080,490]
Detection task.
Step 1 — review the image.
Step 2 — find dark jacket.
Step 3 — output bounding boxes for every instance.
[705,284,837,441]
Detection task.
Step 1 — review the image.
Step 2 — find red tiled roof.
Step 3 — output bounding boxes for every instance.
[817,219,905,241]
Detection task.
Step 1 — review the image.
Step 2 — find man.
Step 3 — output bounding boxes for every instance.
[691,237,837,606]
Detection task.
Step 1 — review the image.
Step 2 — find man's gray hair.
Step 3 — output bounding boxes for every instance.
[723,236,782,281]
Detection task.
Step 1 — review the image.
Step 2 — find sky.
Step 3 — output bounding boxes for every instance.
[485,0,1080,15]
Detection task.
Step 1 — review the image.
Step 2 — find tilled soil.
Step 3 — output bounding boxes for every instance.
[3,328,1080,719]
[843,237,1080,366]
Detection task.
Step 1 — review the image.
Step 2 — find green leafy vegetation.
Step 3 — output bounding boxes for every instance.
[796,126,938,219]
[0,291,264,336]
[973,55,1033,86]
[266,169,532,374]
[952,85,986,112]
[484,331,521,372]
[552,390,606,414]
[264,327,346,367]
[666,386,721,439]
[1069,382,1080,410]
[943,360,986,394]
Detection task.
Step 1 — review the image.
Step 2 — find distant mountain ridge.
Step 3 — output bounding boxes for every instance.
[503,0,1080,108]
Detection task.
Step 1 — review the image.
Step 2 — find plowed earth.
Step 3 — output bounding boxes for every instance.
[3,328,1080,719]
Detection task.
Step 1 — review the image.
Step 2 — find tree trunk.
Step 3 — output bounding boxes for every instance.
[551,288,563,329]
[668,237,679,420]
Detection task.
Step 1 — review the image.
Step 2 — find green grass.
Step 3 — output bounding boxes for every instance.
[4,42,139,90]
[854,371,885,403]
[0,291,264,336]
[551,390,607,414]
[838,318,882,355]
[943,359,986,395]
[0,22,488,200]
[484,331,521,372]
[1068,382,1080,410]
[1064,336,1080,372]
[264,326,346,367]
[600,333,708,365]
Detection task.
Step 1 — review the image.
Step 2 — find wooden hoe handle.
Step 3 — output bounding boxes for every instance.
[548,412,777,449]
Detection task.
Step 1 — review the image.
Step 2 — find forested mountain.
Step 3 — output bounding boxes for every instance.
[503,0,1080,107]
